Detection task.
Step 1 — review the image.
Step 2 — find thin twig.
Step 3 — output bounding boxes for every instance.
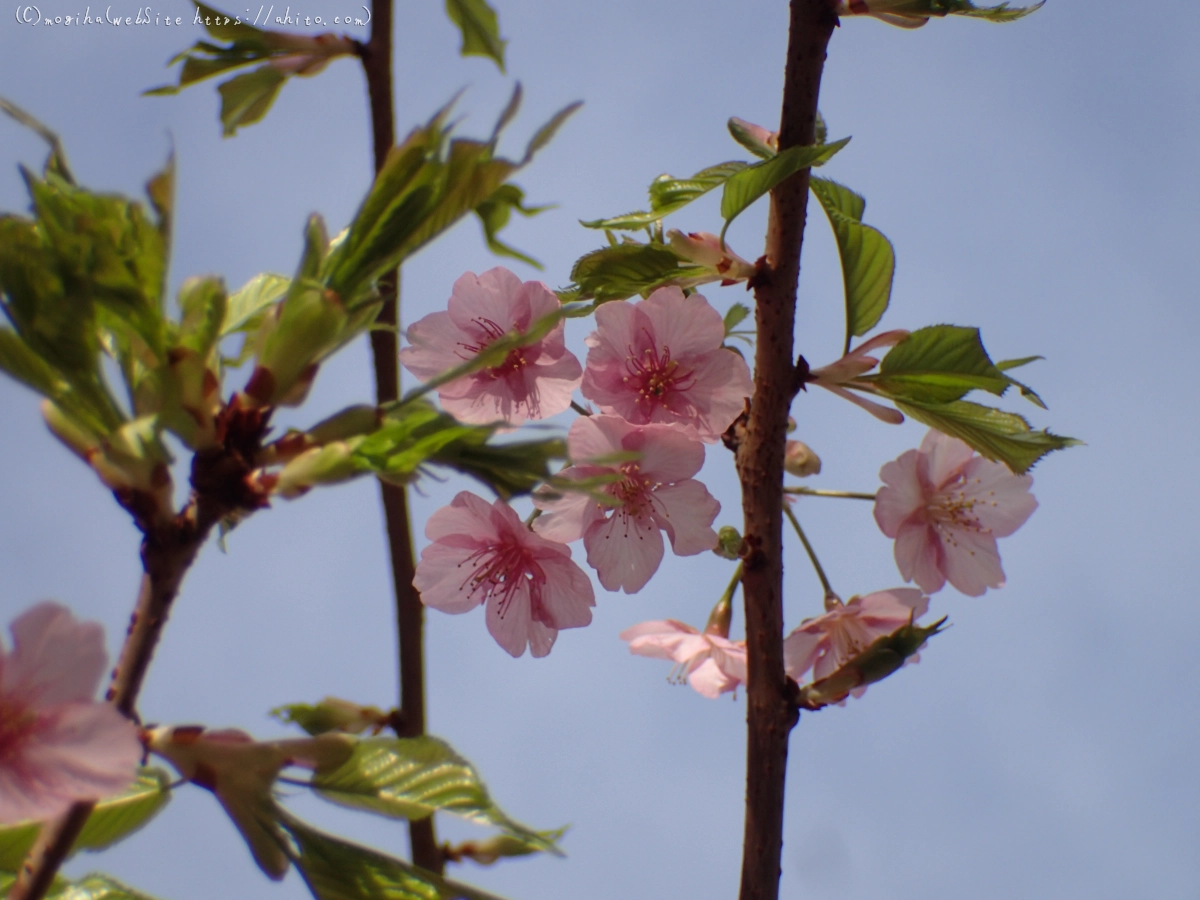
[783,486,877,500]
[735,2,836,899]
[359,0,441,874]
[782,503,836,600]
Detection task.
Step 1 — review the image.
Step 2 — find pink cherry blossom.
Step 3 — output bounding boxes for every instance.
[0,602,142,824]
[620,620,747,699]
[806,329,909,424]
[399,267,583,426]
[874,429,1038,596]
[414,491,596,658]
[580,286,753,442]
[783,589,929,693]
[533,416,720,594]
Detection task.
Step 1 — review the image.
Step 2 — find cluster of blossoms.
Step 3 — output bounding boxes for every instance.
[403,268,752,658]
[401,267,1038,705]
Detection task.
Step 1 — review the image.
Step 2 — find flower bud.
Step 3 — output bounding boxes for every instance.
[272,440,362,498]
[271,697,390,736]
[667,230,757,285]
[784,440,822,477]
[713,525,742,560]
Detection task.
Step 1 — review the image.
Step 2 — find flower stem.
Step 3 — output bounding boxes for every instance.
[570,400,592,416]
[358,0,441,873]
[783,502,836,600]
[734,3,836,899]
[783,486,877,500]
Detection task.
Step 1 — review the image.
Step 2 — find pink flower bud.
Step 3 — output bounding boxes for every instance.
[784,440,822,477]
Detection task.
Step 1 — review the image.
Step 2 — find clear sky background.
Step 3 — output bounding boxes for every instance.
[2,1,1199,898]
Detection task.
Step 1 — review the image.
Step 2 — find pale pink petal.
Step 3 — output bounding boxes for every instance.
[567,415,627,462]
[686,658,737,698]
[531,476,601,544]
[525,619,557,659]
[398,312,469,384]
[857,588,929,622]
[538,557,596,630]
[627,425,705,483]
[783,627,824,681]
[446,268,530,332]
[412,542,486,614]
[920,430,976,486]
[940,529,1005,597]
[619,619,698,645]
[820,384,904,424]
[640,287,726,357]
[650,480,720,556]
[959,458,1037,537]
[874,450,925,536]
[424,491,500,543]
[895,521,946,594]
[585,513,664,594]
[486,579,535,658]
[708,639,748,685]
[3,602,106,707]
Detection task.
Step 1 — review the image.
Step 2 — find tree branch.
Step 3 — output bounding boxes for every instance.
[736,3,836,899]
[359,0,441,874]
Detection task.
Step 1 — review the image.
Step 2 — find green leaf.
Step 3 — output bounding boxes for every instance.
[222,272,289,336]
[278,812,515,900]
[522,101,582,166]
[809,177,895,346]
[894,397,1079,474]
[581,162,749,231]
[0,769,172,871]
[311,736,561,856]
[995,355,1047,408]
[474,183,549,269]
[0,872,164,900]
[867,325,1009,404]
[217,66,286,137]
[720,138,850,237]
[0,98,74,183]
[723,303,750,336]
[568,243,701,303]
[445,0,507,72]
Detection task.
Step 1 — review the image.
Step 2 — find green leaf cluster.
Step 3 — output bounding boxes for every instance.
[0,872,164,900]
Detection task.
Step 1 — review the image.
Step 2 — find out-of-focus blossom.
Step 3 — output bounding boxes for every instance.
[581,286,753,442]
[0,603,141,824]
[399,268,582,426]
[806,330,909,424]
[784,440,822,477]
[147,725,352,879]
[620,620,747,699]
[783,589,929,695]
[414,491,596,658]
[666,230,757,285]
[533,416,719,594]
[874,429,1037,596]
[834,0,1042,29]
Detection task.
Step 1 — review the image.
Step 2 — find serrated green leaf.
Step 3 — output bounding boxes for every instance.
[222,272,290,336]
[278,812,515,900]
[580,162,749,232]
[723,303,750,335]
[568,243,702,303]
[995,356,1048,408]
[810,177,894,346]
[0,769,172,871]
[720,138,850,237]
[311,736,561,857]
[445,0,507,72]
[894,397,1078,474]
[175,276,226,357]
[867,325,1008,403]
[218,66,286,137]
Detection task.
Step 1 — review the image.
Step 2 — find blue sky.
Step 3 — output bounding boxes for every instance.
[2,1,1199,898]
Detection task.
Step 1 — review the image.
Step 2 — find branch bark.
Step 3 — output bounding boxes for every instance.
[737,3,836,899]
[359,0,441,874]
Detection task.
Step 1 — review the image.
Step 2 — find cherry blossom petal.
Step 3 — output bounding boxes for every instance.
[585,512,665,594]
[626,425,705,483]
[640,286,727,358]
[530,476,600,544]
[3,603,106,707]
[486,579,536,658]
[939,528,1005,597]
[894,521,946,594]
[446,268,531,333]
[686,658,736,699]
[920,429,976,486]
[960,457,1038,537]
[650,480,720,556]
[874,450,925,536]
[538,557,598,630]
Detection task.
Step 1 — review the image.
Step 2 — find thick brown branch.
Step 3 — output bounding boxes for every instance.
[359,0,441,874]
[737,3,836,900]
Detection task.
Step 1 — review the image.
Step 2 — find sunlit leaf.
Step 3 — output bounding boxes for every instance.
[894,397,1079,474]
[311,736,561,856]
[567,243,701,303]
[865,325,1009,404]
[720,138,850,238]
